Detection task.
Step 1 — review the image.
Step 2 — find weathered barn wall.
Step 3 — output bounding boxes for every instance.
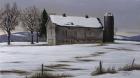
[55,25,103,45]
[47,20,56,45]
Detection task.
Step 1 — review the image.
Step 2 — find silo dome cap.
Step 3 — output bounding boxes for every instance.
[104,12,113,16]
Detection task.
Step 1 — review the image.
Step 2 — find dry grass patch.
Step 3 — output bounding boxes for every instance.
[76,59,97,62]
[0,70,29,75]
[30,72,73,78]
[91,61,117,76]
[90,52,106,57]
[57,67,86,71]
[119,64,140,71]
[37,68,55,72]
[91,59,140,76]
[119,59,140,71]
[45,64,70,69]
[97,52,106,54]
[105,47,135,51]
[75,52,106,59]
[57,61,76,63]
[45,64,86,71]
[6,61,24,63]
[29,64,73,78]
[91,67,117,76]
[74,55,91,59]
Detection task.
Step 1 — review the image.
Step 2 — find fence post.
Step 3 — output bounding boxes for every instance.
[99,61,103,73]
[25,76,27,78]
[132,58,135,68]
[41,64,44,76]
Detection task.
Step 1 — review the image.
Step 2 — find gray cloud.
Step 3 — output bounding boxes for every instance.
[0,0,140,33]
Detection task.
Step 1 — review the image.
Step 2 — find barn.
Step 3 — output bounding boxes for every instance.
[47,13,114,45]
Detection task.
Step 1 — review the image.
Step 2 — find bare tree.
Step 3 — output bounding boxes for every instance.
[21,6,41,44]
[0,3,20,45]
[35,17,41,43]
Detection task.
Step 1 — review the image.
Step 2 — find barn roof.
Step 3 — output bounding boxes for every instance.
[50,15,102,28]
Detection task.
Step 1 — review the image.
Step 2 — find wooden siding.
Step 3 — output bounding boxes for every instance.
[55,25,103,45]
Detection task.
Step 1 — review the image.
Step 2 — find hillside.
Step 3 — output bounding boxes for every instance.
[0,32,45,42]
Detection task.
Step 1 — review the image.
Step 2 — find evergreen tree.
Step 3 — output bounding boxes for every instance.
[39,9,49,37]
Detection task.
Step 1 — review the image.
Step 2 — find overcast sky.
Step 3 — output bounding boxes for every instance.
[0,0,140,33]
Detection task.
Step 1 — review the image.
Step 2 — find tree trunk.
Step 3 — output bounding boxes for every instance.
[7,30,11,45]
[36,32,39,43]
[31,31,34,44]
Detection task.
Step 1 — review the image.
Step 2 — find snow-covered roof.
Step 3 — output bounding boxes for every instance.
[50,15,102,28]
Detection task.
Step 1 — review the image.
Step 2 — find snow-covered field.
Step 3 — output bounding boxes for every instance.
[0,40,140,78]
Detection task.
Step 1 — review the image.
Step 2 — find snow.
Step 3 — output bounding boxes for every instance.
[50,15,102,28]
[0,40,140,78]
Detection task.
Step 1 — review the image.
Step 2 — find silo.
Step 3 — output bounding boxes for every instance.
[103,13,114,42]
